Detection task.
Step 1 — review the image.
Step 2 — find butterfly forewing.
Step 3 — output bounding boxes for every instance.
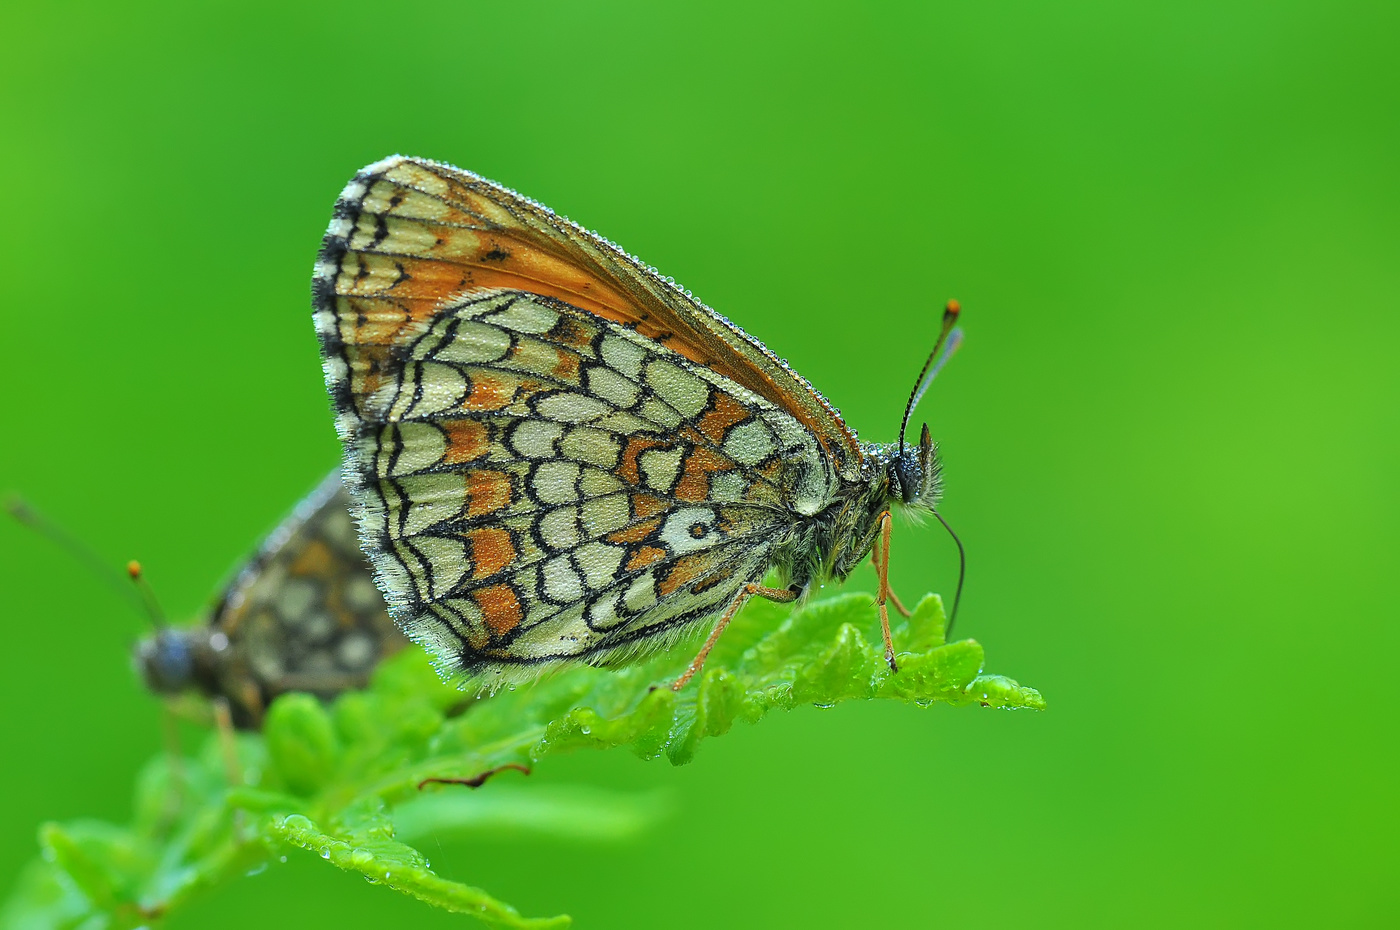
[314,156,863,476]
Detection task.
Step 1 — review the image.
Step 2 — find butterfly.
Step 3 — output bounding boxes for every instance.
[312,156,963,693]
[136,471,407,728]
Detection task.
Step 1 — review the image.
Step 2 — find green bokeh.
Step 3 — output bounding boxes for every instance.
[1,1,1395,926]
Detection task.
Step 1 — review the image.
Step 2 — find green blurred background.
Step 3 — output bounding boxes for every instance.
[2,0,1396,926]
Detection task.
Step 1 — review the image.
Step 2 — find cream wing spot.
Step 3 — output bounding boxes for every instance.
[586,366,640,408]
[369,215,442,256]
[634,397,683,429]
[660,508,719,554]
[512,606,595,657]
[392,474,469,535]
[622,573,659,615]
[579,469,624,496]
[510,336,577,381]
[532,461,581,505]
[639,447,684,492]
[509,420,564,459]
[574,542,626,588]
[405,535,469,598]
[580,493,631,537]
[325,209,356,238]
[432,321,512,364]
[365,184,452,222]
[541,554,585,604]
[594,411,658,436]
[722,418,777,466]
[645,359,709,417]
[600,333,647,380]
[312,307,338,338]
[709,470,750,502]
[383,422,447,475]
[535,392,611,423]
[538,508,581,549]
[486,301,559,335]
[392,362,470,419]
[560,427,621,469]
[588,593,624,631]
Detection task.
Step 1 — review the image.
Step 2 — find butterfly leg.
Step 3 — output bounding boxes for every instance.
[671,582,797,691]
[157,705,188,824]
[872,511,912,674]
[211,697,243,786]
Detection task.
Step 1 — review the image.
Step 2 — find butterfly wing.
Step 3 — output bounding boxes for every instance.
[213,471,406,707]
[321,285,838,686]
[313,156,863,479]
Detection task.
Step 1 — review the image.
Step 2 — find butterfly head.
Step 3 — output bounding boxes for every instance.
[134,627,227,696]
[886,422,943,511]
[135,629,194,693]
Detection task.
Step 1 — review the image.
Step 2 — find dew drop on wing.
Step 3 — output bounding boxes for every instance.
[812,702,836,710]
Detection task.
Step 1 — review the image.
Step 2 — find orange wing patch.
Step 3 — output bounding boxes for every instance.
[474,584,524,637]
[441,419,490,464]
[465,527,515,578]
[607,517,662,545]
[288,538,334,577]
[657,554,714,598]
[465,470,513,517]
[674,448,735,502]
[698,393,751,444]
[631,493,668,520]
[626,546,667,572]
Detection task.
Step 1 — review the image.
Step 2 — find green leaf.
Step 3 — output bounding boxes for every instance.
[269,805,570,930]
[1,591,1041,928]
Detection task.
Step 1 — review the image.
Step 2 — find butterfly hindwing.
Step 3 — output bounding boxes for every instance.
[332,288,837,684]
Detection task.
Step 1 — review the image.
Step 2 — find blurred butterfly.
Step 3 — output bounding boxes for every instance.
[135,471,407,728]
[313,156,964,693]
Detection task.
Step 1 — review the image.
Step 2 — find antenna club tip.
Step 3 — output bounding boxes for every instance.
[945,299,961,316]
[126,560,143,579]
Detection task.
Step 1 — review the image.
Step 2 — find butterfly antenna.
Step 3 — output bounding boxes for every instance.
[5,494,165,627]
[930,508,965,639]
[126,560,169,628]
[898,300,963,454]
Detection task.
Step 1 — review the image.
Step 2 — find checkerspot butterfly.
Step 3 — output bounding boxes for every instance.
[136,472,406,727]
[313,156,963,693]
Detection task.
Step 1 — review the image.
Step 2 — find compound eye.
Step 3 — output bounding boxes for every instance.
[895,458,920,504]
